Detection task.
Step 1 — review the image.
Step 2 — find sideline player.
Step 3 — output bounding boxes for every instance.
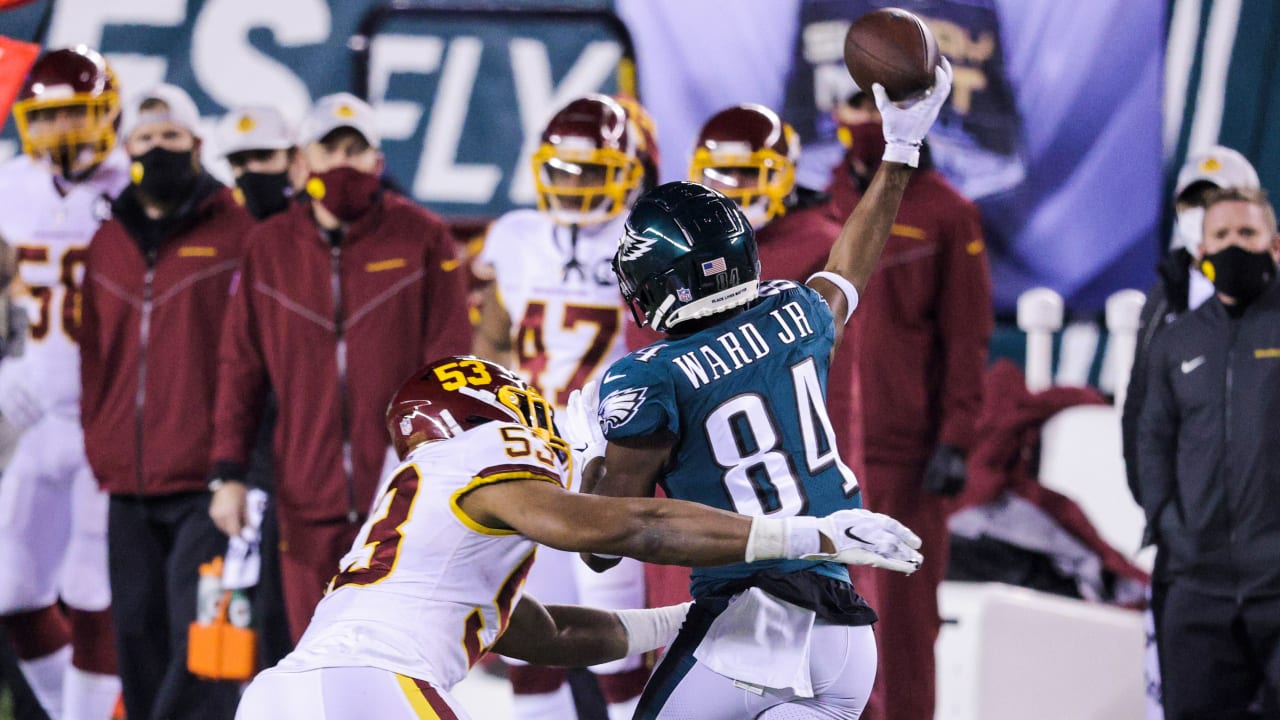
[233,355,921,719]
[473,93,658,719]
[0,46,128,720]
[587,62,953,718]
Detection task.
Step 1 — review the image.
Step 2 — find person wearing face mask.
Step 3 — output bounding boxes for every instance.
[217,106,308,221]
[78,83,253,720]
[209,92,470,646]
[822,84,992,720]
[1120,146,1260,715]
[1137,187,1280,719]
[1123,146,1260,503]
[210,105,307,672]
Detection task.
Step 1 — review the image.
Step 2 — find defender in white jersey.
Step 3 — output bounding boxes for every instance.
[236,355,922,720]
[0,47,128,720]
[474,94,658,718]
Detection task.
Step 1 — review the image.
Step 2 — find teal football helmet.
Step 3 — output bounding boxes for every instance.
[613,181,761,332]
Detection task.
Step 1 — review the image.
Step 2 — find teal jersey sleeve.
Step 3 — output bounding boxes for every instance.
[599,349,679,441]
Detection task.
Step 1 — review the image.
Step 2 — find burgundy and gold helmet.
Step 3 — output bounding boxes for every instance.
[531,94,644,226]
[12,46,120,175]
[386,355,566,460]
[612,95,660,192]
[688,104,799,229]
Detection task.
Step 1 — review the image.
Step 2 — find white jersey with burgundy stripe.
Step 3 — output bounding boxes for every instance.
[276,420,569,689]
[0,150,129,417]
[479,210,629,408]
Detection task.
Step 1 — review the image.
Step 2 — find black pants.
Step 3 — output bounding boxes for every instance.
[108,493,240,720]
[253,498,292,669]
[1160,582,1280,720]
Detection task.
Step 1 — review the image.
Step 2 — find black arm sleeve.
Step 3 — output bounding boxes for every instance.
[1121,283,1166,503]
[1135,332,1179,546]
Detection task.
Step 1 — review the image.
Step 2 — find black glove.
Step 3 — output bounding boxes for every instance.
[923,444,967,497]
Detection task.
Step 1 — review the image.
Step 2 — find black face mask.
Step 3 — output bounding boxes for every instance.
[235,171,293,220]
[130,147,198,205]
[1201,245,1277,304]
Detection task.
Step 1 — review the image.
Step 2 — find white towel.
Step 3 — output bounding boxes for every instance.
[222,488,269,591]
[693,587,817,697]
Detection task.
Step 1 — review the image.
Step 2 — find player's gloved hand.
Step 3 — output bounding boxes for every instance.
[923,444,967,497]
[0,359,42,431]
[814,508,923,574]
[874,56,953,167]
[564,379,605,469]
[746,509,922,574]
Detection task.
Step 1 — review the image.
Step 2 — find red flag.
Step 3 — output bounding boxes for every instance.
[0,35,39,132]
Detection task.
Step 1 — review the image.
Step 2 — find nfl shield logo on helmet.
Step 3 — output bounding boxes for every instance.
[399,416,413,436]
[701,257,727,276]
[677,288,692,301]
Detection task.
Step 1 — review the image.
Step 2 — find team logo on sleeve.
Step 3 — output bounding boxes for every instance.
[598,387,647,430]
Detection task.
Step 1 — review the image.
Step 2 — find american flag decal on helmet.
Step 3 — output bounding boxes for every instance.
[599,387,647,430]
[701,257,727,275]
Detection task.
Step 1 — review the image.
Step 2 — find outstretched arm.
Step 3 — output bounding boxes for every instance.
[491,596,689,668]
[809,61,954,351]
[456,476,923,572]
[462,477,752,567]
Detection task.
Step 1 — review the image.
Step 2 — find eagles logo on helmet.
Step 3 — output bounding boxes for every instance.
[12,46,121,180]
[385,355,568,460]
[613,181,761,333]
[531,94,645,227]
[688,104,799,230]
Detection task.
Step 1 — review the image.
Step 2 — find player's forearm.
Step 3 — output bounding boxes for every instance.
[824,162,912,294]
[494,600,628,667]
[607,499,752,567]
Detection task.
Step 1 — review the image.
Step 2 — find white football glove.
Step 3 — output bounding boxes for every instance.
[875,57,954,167]
[563,380,606,474]
[745,509,923,575]
[811,508,923,574]
[0,359,41,431]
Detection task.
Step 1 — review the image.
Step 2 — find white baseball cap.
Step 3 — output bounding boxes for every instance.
[218,106,295,157]
[124,84,202,140]
[1175,145,1260,198]
[298,92,380,149]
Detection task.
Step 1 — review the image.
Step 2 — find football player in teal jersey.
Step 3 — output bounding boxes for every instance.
[572,61,954,719]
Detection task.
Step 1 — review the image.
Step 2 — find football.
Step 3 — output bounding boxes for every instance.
[843,7,940,102]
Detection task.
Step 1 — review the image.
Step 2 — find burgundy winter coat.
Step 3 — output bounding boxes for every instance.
[82,181,253,495]
[211,194,471,524]
[829,162,993,463]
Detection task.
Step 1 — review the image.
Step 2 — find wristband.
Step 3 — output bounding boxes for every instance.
[806,271,860,323]
[745,517,822,562]
[883,141,921,168]
[615,602,692,656]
